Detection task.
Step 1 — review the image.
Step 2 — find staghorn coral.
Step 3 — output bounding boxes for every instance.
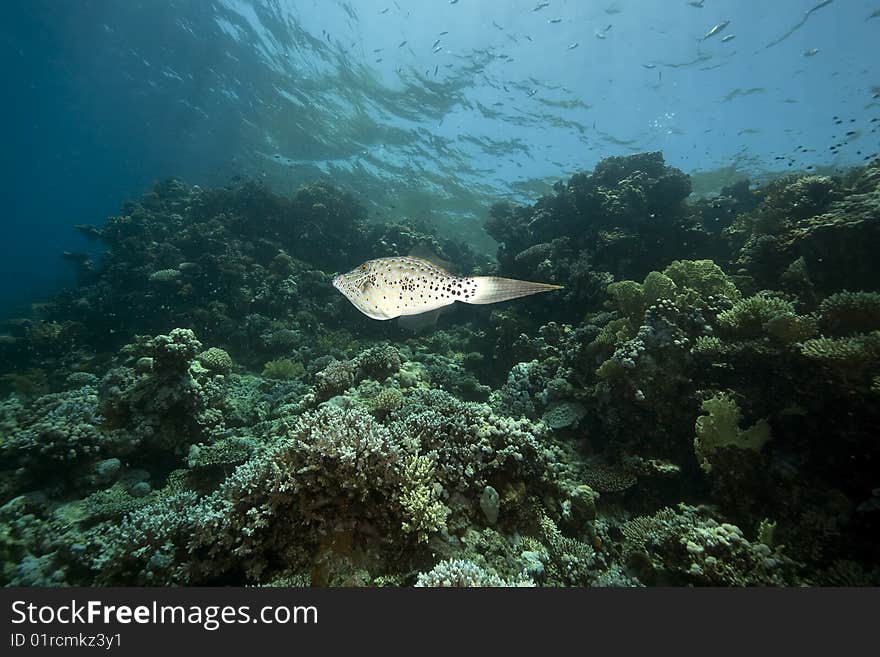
[96,406,410,585]
[388,388,555,497]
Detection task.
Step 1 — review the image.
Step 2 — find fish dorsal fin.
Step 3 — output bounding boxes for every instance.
[408,243,452,273]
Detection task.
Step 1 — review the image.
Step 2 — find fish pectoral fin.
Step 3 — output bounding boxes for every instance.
[397,307,445,332]
[464,276,563,305]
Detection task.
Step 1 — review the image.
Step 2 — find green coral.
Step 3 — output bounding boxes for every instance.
[818,291,880,336]
[607,261,738,330]
[763,312,817,344]
[607,279,645,321]
[261,358,305,380]
[694,392,772,473]
[367,387,404,414]
[197,347,233,374]
[594,317,634,346]
[798,333,880,376]
[691,335,724,356]
[662,259,741,301]
[399,455,449,543]
[642,270,677,305]
[716,293,807,341]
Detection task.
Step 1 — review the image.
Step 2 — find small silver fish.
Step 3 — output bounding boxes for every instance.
[721,34,736,42]
[548,18,562,24]
[702,20,730,40]
[804,48,819,56]
[333,256,562,321]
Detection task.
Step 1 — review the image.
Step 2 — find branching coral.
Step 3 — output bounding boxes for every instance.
[716,293,815,343]
[399,455,449,543]
[621,504,799,585]
[415,558,531,587]
[818,291,880,336]
[662,259,742,302]
[798,333,880,377]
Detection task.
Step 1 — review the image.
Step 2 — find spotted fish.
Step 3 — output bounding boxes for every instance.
[332,256,562,321]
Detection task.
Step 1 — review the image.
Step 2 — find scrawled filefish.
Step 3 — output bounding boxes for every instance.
[332,256,562,321]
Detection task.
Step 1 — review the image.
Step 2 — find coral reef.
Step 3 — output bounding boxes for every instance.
[2,153,879,587]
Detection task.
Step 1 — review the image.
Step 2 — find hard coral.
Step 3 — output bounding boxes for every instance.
[818,291,880,336]
[622,504,799,586]
[197,347,233,374]
[694,392,771,473]
[415,558,531,587]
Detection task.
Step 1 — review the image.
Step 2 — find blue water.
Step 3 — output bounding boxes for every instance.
[2,0,877,315]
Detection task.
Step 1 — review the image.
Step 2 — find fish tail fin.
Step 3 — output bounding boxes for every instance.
[464,276,563,305]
